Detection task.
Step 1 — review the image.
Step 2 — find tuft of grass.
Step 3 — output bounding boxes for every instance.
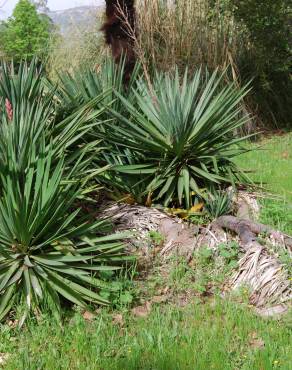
[259,198,292,236]
[136,0,241,75]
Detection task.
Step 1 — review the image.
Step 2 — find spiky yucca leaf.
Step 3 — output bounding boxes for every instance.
[104,68,253,208]
[52,57,145,199]
[0,96,109,184]
[205,189,233,219]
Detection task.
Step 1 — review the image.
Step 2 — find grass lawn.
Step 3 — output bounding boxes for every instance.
[1,299,291,370]
[1,134,292,370]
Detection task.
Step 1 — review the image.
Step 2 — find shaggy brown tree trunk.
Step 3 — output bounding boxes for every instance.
[101,0,137,83]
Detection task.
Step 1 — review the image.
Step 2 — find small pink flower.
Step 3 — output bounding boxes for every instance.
[5,98,13,121]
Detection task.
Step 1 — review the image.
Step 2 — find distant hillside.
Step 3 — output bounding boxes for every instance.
[48,6,103,33]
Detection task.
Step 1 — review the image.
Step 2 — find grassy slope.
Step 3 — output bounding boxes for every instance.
[237,133,292,201]
[1,134,292,370]
[236,133,292,234]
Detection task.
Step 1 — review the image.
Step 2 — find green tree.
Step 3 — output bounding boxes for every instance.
[0,0,51,62]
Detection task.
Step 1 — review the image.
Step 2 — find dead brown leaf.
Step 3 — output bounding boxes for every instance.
[249,338,265,349]
[0,353,10,366]
[131,302,151,318]
[112,313,124,326]
[249,332,265,349]
[163,286,170,294]
[151,295,168,304]
[82,311,95,321]
[8,320,18,328]
[176,295,189,307]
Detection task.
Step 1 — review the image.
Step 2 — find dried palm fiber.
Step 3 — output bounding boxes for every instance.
[98,201,198,258]
[215,215,292,307]
[99,194,292,308]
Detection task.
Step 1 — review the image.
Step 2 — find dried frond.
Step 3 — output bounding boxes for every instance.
[233,244,292,306]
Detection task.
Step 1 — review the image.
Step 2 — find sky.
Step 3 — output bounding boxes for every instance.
[0,0,104,18]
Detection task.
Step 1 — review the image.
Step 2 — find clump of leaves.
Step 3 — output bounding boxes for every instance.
[169,256,195,288]
[278,250,292,277]
[0,59,50,114]
[54,57,141,121]
[148,231,165,247]
[0,61,132,325]
[197,247,214,266]
[205,189,233,219]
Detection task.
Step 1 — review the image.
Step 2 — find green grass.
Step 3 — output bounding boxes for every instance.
[237,133,292,201]
[1,134,292,370]
[236,133,292,234]
[1,299,291,370]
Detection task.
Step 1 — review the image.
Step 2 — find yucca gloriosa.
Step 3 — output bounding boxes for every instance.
[0,60,130,324]
[0,59,43,103]
[0,143,128,324]
[53,57,141,122]
[204,189,233,219]
[103,68,253,208]
[52,57,148,201]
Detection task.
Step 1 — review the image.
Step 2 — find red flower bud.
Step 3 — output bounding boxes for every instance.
[5,98,13,121]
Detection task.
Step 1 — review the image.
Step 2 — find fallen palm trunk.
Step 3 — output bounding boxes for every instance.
[213,215,292,307]
[214,215,292,250]
[99,202,198,258]
[99,200,292,309]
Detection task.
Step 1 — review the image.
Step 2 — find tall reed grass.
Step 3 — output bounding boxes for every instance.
[135,0,243,75]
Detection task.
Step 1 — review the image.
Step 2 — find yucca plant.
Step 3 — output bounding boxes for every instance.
[205,189,233,219]
[0,94,109,184]
[0,58,111,181]
[0,142,128,324]
[104,68,253,208]
[99,147,151,203]
[0,59,52,114]
[52,57,146,199]
[0,60,129,324]
[53,57,141,122]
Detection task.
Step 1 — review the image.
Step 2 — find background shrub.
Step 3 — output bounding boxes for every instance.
[134,0,291,129]
[46,12,105,80]
[227,0,292,127]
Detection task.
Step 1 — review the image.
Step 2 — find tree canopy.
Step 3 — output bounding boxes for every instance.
[0,0,51,62]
